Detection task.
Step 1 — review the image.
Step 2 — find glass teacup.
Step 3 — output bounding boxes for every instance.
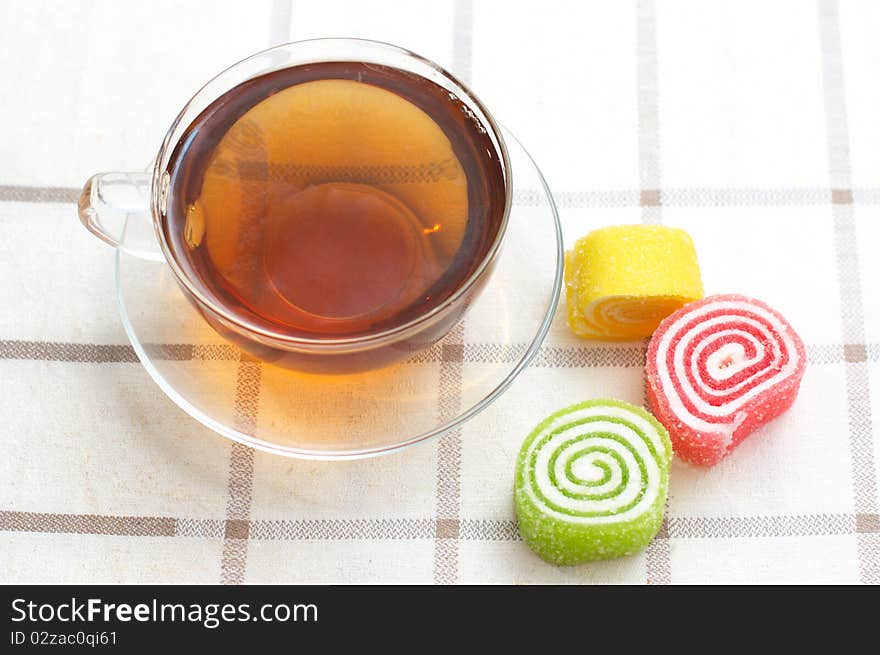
[79,38,511,374]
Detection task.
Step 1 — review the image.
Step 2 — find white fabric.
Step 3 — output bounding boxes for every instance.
[0,0,878,584]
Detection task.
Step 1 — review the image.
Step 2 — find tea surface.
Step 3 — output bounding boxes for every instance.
[164,62,506,338]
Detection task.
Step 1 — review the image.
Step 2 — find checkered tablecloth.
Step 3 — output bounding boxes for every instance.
[1,0,878,584]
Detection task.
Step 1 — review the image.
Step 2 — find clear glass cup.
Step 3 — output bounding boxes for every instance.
[78,38,511,373]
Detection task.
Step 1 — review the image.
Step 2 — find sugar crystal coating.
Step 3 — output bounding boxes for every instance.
[646,294,807,466]
[565,225,704,340]
[514,399,672,565]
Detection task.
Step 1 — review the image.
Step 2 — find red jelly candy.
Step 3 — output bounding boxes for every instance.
[646,294,806,466]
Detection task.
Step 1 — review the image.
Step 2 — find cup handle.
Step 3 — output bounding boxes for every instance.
[78,172,165,262]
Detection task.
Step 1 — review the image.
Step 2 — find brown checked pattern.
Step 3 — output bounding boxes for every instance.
[1,0,879,584]
[635,0,671,584]
[819,0,879,584]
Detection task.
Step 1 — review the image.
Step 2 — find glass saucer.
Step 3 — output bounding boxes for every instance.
[116,127,563,459]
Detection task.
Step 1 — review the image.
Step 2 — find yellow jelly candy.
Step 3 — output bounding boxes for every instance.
[564,225,703,340]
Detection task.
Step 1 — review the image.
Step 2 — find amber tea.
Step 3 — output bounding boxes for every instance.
[163,62,507,342]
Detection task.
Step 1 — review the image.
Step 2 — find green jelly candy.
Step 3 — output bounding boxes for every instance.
[514,399,672,565]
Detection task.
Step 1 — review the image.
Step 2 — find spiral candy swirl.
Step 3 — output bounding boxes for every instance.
[646,294,806,466]
[514,400,672,565]
[570,295,693,340]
